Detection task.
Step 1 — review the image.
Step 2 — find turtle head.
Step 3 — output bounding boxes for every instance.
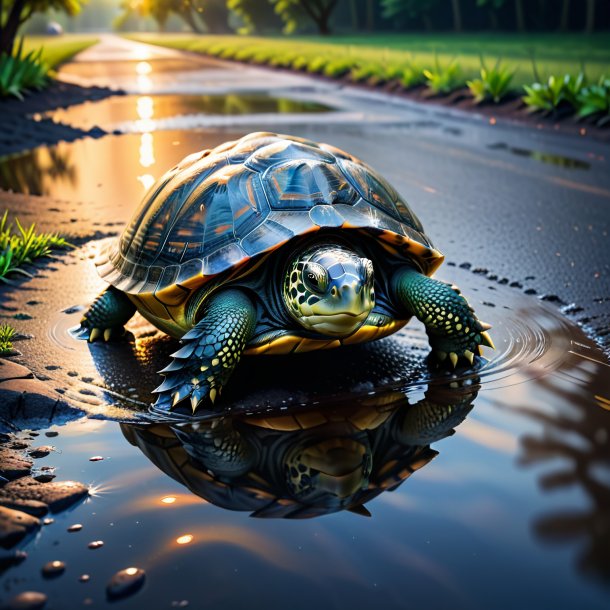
[283,242,375,337]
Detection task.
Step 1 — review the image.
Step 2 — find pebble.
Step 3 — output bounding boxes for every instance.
[67,523,82,532]
[27,447,53,459]
[2,591,47,609]
[106,567,146,600]
[44,432,59,438]
[79,574,90,583]
[89,456,104,462]
[88,540,104,549]
[42,518,54,525]
[41,560,65,577]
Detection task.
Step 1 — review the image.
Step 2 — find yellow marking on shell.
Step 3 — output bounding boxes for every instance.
[244,319,408,356]
[154,283,191,307]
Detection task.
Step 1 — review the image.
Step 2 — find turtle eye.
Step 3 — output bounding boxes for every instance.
[303,262,329,294]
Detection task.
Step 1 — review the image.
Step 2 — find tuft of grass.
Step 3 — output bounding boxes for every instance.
[423,58,465,96]
[467,59,515,104]
[0,38,49,100]
[577,76,610,126]
[0,211,71,282]
[522,72,586,113]
[0,323,17,355]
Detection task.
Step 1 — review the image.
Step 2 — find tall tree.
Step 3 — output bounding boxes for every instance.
[380,0,439,30]
[476,0,506,30]
[273,0,339,35]
[450,0,462,31]
[559,0,570,31]
[585,0,596,33]
[228,0,283,33]
[514,0,525,31]
[0,0,84,56]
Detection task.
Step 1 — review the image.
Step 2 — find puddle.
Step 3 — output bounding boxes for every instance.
[41,94,335,133]
[0,131,243,203]
[1,261,609,607]
[488,142,591,170]
[1,129,609,608]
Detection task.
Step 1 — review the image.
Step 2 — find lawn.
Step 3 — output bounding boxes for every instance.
[22,35,98,70]
[126,32,610,87]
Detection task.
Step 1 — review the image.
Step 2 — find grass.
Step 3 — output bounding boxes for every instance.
[21,35,98,71]
[0,323,17,355]
[124,32,610,88]
[0,211,71,283]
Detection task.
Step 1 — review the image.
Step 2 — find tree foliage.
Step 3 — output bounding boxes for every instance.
[272,0,339,35]
[0,0,84,56]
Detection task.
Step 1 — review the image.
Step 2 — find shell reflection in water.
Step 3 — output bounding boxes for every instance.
[121,378,479,519]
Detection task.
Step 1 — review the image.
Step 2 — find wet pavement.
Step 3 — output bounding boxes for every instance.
[0,35,609,609]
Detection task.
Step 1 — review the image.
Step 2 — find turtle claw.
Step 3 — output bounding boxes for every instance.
[480,331,495,349]
[89,328,103,343]
[449,352,458,368]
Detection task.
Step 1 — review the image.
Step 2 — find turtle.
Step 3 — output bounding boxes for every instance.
[77,131,493,414]
[121,378,478,518]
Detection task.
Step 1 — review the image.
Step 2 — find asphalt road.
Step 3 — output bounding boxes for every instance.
[45,35,610,355]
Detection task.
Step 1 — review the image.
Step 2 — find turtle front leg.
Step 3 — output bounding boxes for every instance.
[391,266,494,368]
[75,286,136,342]
[153,289,256,414]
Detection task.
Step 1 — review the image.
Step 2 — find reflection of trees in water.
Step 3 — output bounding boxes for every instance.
[0,146,76,196]
[516,354,610,585]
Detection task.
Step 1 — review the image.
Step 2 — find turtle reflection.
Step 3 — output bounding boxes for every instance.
[121,379,478,518]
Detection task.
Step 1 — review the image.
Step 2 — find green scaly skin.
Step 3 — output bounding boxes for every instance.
[392,267,494,367]
[77,286,136,342]
[153,289,256,414]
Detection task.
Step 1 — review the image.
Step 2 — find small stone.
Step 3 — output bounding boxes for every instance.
[79,574,90,583]
[67,523,82,533]
[32,473,55,483]
[106,567,146,600]
[0,448,33,480]
[0,506,40,548]
[2,591,47,609]
[42,559,65,577]
[42,518,54,525]
[89,456,104,462]
[88,540,103,549]
[0,477,88,513]
[44,432,58,438]
[28,446,54,459]
[0,498,48,517]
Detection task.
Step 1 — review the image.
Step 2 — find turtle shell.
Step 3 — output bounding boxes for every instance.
[96,132,443,294]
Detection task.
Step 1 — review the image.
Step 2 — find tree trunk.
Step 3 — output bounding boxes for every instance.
[585,0,595,33]
[1,0,27,56]
[489,9,498,30]
[348,0,359,30]
[181,9,203,33]
[450,0,462,32]
[300,0,337,36]
[422,14,433,31]
[365,0,374,31]
[559,0,570,31]
[515,0,525,31]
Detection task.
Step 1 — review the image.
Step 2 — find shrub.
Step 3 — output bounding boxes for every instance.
[467,60,514,104]
[522,73,586,113]
[423,58,464,95]
[0,38,49,100]
[577,76,610,126]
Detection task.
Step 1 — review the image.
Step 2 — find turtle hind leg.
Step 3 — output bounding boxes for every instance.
[153,289,256,415]
[392,266,494,368]
[75,286,136,343]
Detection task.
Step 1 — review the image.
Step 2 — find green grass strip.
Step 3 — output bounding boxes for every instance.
[0,211,72,283]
